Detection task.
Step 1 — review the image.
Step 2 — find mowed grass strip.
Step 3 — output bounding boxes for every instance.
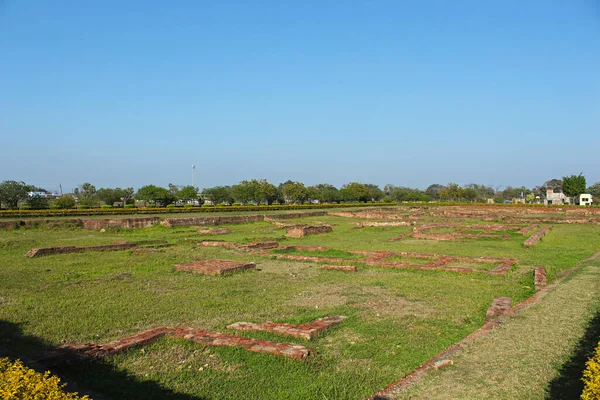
[393,256,600,400]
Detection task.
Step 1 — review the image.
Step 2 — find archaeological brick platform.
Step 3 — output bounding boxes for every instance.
[319,265,357,272]
[227,316,347,340]
[534,267,547,290]
[26,243,138,258]
[173,260,256,276]
[285,225,333,238]
[523,226,552,248]
[36,326,313,367]
[485,297,512,323]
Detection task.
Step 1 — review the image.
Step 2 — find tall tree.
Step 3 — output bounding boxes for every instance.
[135,185,175,207]
[562,173,586,198]
[425,184,445,200]
[0,181,30,209]
[202,186,233,205]
[281,181,308,203]
[587,182,600,198]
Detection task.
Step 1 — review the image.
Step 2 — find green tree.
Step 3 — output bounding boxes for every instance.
[342,182,371,202]
[96,188,122,206]
[27,195,49,210]
[177,185,202,204]
[202,186,233,205]
[75,182,98,207]
[53,194,76,209]
[562,173,586,198]
[232,181,256,205]
[313,184,339,203]
[135,185,175,207]
[281,181,308,204]
[364,184,384,201]
[587,182,600,198]
[425,184,445,200]
[0,181,30,210]
[439,183,465,201]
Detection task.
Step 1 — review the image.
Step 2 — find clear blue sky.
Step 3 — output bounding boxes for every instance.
[1,0,599,193]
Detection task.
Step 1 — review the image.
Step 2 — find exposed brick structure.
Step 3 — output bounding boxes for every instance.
[517,224,539,235]
[162,215,264,228]
[173,260,256,275]
[485,297,512,323]
[36,327,313,366]
[355,221,412,227]
[196,227,232,235]
[534,267,547,290]
[227,316,347,340]
[82,217,160,230]
[244,241,279,249]
[26,243,137,258]
[320,265,357,272]
[285,225,333,238]
[523,226,552,248]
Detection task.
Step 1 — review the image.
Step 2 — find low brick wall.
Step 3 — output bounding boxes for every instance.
[320,265,357,272]
[26,243,137,258]
[485,297,512,323]
[82,217,159,230]
[173,260,256,275]
[162,215,264,227]
[534,267,547,290]
[523,226,552,248]
[517,224,539,235]
[355,221,412,227]
[36,326,313,366]
[227,316,347,340]
[196,227,232,235]
[286,225,333,238]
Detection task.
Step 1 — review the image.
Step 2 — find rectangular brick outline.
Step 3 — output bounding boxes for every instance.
[36,327,314,367]
[227,316,347,340]
[200,242,516,276]
[26,243,138,258]
[173,260,256,276]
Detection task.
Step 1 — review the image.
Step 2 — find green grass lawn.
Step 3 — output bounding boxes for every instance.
[0,214,599,399]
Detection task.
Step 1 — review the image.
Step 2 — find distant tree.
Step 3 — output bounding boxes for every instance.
[587,182,600,198]
[254,179,278,205]
[390,187,430,202]
[543,179,563,193]
[425,184,445,200]
[562,173,586,198]
[53,194,76,209]
[439,183,464,201]
[281,181,308,203]
[120,187,135,206]
[313,184,339,203]
[0,181,30,210]
[465,184,495,201]
[525,193,535,203]
[75,182,98,207]
[176,185,202,204]
[202,186,233,205]
[135,185,175,207]
[232,181,257,205]
[342,182,371,202]
[168,183,180,195]
[364,184,384,201]
[97,188,122,206]
[27,194,49,210]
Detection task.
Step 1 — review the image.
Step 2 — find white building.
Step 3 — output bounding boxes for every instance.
[544,188,570,205]
[575,193,593,206]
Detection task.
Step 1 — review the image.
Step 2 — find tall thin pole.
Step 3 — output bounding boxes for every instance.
[192,165,196,188]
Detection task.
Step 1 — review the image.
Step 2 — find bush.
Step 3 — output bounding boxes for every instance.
[232,203,241,206]
[216,204,226,207]
[183,204,194,208]
[53,195,76,210]
[202,204,212,208]
[166,204,176,208]
[19,205,32,210]
[582,342,600,399]
[124,204,135,209]
[76,206,89,210]
[0,357,89,399]
[101,205,112,209]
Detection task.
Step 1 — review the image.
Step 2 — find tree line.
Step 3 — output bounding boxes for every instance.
[0,175,598,210]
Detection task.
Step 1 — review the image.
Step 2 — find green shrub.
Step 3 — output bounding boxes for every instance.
[76,206,89,210]
[232,203,241,206]
[19,205,31,210]
[0,357,89,399]
[53,195,76,209]
[101,205,112,209]
[124,204,135,209]
[216,204,226,207]
[166,204,176,208]
[582,342,600,399]
[202,204,212,208]
[184,204,194,208]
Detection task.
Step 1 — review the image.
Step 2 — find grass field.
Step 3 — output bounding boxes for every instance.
[1,208,599,399]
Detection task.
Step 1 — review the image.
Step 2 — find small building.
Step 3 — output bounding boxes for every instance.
[575,193,593,206]
[544,188,570,205]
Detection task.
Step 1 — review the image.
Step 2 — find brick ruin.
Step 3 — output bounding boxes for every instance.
[320,265,357,272]
[523,226,552,248]
[227,316,347,340]
[534,267,547,290]
[355,221,413,228]
[196,227,232,235]
[173,260,256,276]
[199,242,516,275]
[26,243,138,258]
[389,223,522,242]
[484,297,512,323]
[36,327,313,367]
[285,225,333,238]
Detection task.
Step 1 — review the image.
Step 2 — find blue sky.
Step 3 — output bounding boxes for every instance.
[1,0,599,193]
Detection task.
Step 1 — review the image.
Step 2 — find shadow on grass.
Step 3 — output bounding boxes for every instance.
[0,320,205,400]
[546,308,600,400]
